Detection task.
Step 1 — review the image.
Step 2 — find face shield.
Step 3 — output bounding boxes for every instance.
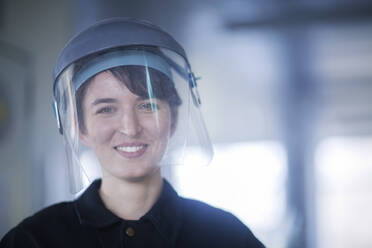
[53,47,213,193]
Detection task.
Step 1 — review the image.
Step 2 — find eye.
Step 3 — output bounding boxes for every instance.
[138,102,159,112]
[96,106,116,114]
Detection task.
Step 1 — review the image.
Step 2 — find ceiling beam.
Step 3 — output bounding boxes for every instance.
[225,2,372,30]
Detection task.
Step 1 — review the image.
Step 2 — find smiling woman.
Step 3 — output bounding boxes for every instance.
[0,18,265,248]
[56,46,207,193]
[78,69,174,183]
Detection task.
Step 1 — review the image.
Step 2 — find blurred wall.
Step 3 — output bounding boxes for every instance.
[0,0,74,236]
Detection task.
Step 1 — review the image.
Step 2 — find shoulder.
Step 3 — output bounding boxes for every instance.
[178,197,265,247]
[20,201,77,230]
[0,201,80,247]
[180,196,243,228]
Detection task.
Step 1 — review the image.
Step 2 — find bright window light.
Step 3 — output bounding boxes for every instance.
[315,137,372,248]
[172,141,287,247]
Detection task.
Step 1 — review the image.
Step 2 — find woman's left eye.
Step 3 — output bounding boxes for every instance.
[139,102,159,111]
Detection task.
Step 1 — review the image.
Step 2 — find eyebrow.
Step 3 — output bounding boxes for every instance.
[91,96,154,106]
[91,98,118,106]
[136,96,151,101]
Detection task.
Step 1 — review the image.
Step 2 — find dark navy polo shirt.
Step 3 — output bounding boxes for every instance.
[0,179,265,248]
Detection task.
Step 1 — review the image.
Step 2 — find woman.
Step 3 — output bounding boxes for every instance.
[0,18,264,247]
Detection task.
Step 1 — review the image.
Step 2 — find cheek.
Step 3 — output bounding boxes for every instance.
[87,119,116,145]
[142,112,172,138]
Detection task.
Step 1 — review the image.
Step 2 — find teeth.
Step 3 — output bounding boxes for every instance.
[116,145,144,153]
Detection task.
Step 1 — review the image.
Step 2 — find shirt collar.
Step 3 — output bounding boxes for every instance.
[74,179,119,227]
[74,179,183,243]
[141,179,183,244]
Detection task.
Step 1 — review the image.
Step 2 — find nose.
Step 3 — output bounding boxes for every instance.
[118,109,142,137]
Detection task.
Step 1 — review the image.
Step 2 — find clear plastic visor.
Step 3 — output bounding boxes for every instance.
[54,48,213,193]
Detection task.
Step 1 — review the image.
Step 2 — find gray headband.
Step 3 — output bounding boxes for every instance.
[73,49,172,91]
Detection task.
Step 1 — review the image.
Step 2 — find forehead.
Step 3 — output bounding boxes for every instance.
[83,71,134,100]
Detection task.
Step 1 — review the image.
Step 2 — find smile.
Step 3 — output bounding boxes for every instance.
[114,144,148,158]
[116,145,145,153]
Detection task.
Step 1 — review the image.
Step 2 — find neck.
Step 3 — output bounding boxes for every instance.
[99,171,163,220]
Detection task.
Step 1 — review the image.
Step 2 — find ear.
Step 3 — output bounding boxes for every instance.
[79,130,91,147]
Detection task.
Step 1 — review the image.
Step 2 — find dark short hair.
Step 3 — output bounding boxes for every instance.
[76,65,182,134]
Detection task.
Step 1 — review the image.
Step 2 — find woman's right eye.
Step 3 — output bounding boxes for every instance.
[96,106,116,114]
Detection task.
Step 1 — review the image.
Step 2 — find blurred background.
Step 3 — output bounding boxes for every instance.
[1,0,372,247]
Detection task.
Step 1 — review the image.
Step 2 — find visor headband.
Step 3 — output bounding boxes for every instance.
[73,49,172,91]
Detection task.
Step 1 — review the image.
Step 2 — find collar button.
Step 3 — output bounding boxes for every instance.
[125,227,135,237]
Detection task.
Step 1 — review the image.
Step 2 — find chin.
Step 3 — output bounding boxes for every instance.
[110,163,161,182]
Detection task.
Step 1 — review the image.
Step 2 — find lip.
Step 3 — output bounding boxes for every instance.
[114,143,148,159]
